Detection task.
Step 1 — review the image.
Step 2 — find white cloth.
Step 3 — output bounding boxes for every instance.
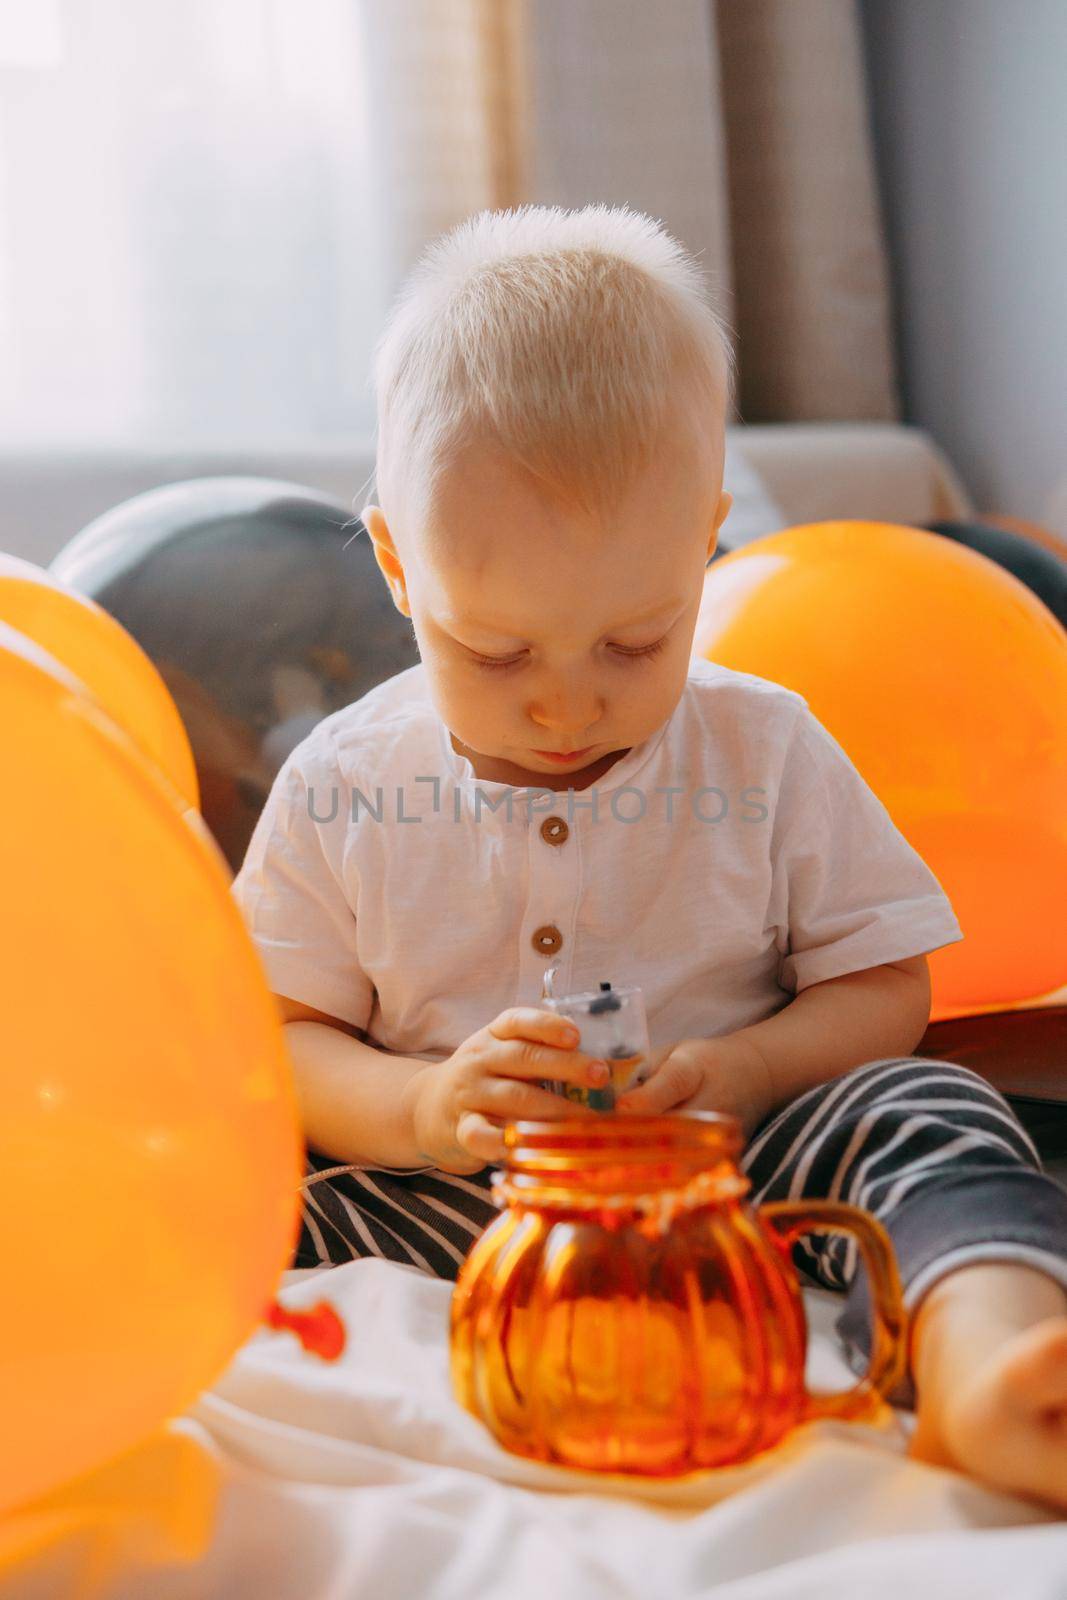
[230,659,963,1060]
[3,1261,1063,1598]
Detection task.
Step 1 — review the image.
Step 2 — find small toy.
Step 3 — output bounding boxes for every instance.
[541,968,650,1110]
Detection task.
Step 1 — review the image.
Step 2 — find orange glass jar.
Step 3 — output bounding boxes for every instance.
[450,1114,907,1476]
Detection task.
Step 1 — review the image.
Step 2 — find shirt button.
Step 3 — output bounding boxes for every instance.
[540,816,570,846]
[531,924,563,956]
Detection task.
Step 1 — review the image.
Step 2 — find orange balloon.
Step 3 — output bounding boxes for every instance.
[0,621,302,1514]
[0,1428,218,1586]
[694,521,1067,1018]
[0,553,199,808]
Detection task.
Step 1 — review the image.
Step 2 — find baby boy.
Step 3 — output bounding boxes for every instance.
[233,203,1067,1511]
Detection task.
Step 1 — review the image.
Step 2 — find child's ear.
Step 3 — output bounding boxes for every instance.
[361,505,411,618]
[706,491,733,563]
[714,490,733,532]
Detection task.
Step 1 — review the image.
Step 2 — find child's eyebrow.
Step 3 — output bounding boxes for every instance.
[450,597,687,641]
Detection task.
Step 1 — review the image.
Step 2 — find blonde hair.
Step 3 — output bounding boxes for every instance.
[369,202,734,532]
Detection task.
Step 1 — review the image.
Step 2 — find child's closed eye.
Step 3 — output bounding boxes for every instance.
[468,635,669,673]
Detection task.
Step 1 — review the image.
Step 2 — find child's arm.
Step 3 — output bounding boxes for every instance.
[278,996,442,1169]
[617,953,932,1135]
[276,996,610,1172]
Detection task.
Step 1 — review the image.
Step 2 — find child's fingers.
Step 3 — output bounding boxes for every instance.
[616,1069,687,1115]
[476,1077,598,1123]
[483,1009,607,1088]
[617,1051,704,1115]
[496,1041,609,1089]
[455,1110,507,1165]
[488,1006,580,1050]
[453,1095,596,1167]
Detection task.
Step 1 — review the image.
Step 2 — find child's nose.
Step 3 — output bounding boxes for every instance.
[529,683,604,735]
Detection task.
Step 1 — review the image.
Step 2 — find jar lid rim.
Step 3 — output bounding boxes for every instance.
[503,1110,742,1159]
[507,1110,740,1133]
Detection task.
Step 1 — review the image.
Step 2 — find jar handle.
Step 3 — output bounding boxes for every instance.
[761,1198,908,1422]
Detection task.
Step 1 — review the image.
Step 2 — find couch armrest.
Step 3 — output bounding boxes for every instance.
[730,422,973,529]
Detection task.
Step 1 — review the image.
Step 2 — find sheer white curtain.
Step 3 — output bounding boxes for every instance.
[0,0,384,450]
[0,0,894,462]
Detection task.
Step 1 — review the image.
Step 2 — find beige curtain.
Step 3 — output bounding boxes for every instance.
[359,0,897,424]
[355,0,529,287]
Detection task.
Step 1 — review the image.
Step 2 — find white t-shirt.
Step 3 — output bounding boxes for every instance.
[230,660,963,1061]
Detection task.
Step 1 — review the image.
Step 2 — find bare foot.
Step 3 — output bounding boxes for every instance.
[910,1262,1067,1511]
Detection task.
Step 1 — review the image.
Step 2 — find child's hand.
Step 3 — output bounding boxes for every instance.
[616,1035,776,1138]
[410,1007,610,1172]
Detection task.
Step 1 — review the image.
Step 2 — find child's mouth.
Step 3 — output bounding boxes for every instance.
[533,746,595,764]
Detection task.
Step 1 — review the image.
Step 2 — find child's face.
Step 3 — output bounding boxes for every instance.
[365,410,731,790]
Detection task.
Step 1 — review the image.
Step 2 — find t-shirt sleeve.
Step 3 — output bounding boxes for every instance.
[230,732,374,1030]
[771,704,964,994]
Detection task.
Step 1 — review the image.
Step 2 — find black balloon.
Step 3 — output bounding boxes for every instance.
[917,1005,1067,1161]
[926,520,1067,629]
[52,478,419,871]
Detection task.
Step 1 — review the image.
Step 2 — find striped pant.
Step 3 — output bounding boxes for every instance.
[296,1057,1067,1390]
